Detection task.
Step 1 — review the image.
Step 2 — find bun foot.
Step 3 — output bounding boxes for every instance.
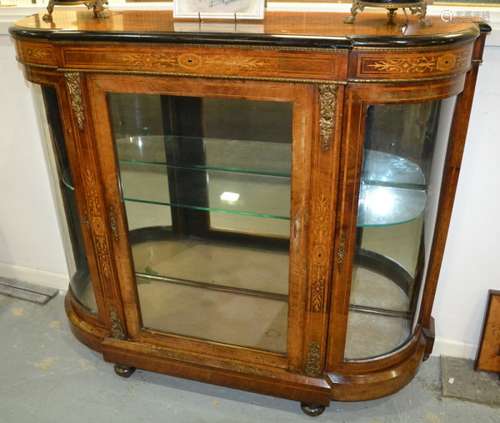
[300,402,326,417]
[114,364,136,378]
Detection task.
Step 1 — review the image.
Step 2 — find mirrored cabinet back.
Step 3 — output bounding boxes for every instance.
[9,10,490,416]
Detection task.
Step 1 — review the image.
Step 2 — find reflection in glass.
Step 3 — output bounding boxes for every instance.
[108,94,292,352]
[42,86,97,312]
[358,150,426,227]
[345,98,456,359]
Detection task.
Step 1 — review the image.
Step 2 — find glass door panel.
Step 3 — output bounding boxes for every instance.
[108,94,292,353]
[345,98,456,360]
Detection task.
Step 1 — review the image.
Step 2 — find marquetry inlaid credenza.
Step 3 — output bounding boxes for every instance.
[10,10,489,416]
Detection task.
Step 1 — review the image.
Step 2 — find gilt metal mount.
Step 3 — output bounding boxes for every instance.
[43,0,108,22]
[344,0,428,26]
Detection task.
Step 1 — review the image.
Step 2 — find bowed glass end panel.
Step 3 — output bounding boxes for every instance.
[345,98,456,360]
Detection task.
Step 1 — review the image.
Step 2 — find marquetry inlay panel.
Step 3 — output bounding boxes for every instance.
[17,41,57,67]
[60,45,345,81]
[351,44,473,80]
[309,194,331,313]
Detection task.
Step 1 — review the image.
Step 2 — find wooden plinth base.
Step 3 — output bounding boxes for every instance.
[65,290,429,408]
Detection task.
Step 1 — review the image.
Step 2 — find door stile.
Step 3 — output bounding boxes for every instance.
[300,83,344,378]
[326,88,367,372]
[85,74,143,340]
[286,83,315,372]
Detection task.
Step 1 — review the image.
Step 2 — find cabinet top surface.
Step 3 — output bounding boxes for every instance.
[10,10,488,48]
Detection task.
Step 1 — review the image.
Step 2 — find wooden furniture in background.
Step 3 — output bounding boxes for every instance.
[10,10,490,416]
[476,290,500,373]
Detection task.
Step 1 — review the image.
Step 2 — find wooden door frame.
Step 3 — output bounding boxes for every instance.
[85,73,331,373]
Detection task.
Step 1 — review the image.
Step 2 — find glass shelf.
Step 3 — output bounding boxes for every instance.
[358,184,426,227]
[61,147,427,227]
[117,137,424,188]
[119,162,291,221]
[116,135,291,177]
[119,149,426,227]
[124,198,290,221]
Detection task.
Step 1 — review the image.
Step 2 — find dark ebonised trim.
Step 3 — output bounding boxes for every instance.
[8,27,351,49]
[9,25,481,49]
[349,30,479,48]
[479,21,492,33]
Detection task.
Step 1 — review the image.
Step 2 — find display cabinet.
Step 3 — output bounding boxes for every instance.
[10,10,489,416]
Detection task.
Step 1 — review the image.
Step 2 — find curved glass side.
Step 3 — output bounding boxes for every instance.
[42,86,97,313]
[344,97,457,360]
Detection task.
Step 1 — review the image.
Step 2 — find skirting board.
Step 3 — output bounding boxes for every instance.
[432,337,478,360]
[0,262,68,292]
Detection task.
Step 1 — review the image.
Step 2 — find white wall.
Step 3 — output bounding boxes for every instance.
[432,46,500,359]
[0,4,499,359]
[0,35,69,290]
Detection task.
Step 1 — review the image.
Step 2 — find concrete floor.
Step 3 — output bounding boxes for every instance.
[1,294,498,423]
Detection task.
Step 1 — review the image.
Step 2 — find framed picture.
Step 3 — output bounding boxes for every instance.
[173,0,265,20]
[475,290,500,373]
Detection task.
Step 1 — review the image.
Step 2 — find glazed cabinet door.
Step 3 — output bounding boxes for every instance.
[86,74,337,374]
[328,80,464,373]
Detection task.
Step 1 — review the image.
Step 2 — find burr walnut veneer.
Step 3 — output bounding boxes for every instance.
[10,10,489,416]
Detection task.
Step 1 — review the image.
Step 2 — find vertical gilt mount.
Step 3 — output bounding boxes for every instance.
[336,231,346,265]
[65,72,85,131]
[110,309,126,340]
[318,84,338,152]
[304,342,322,377]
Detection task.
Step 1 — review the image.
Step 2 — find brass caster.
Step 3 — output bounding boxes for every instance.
[114,364,136,378]
[300,403,326,417]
